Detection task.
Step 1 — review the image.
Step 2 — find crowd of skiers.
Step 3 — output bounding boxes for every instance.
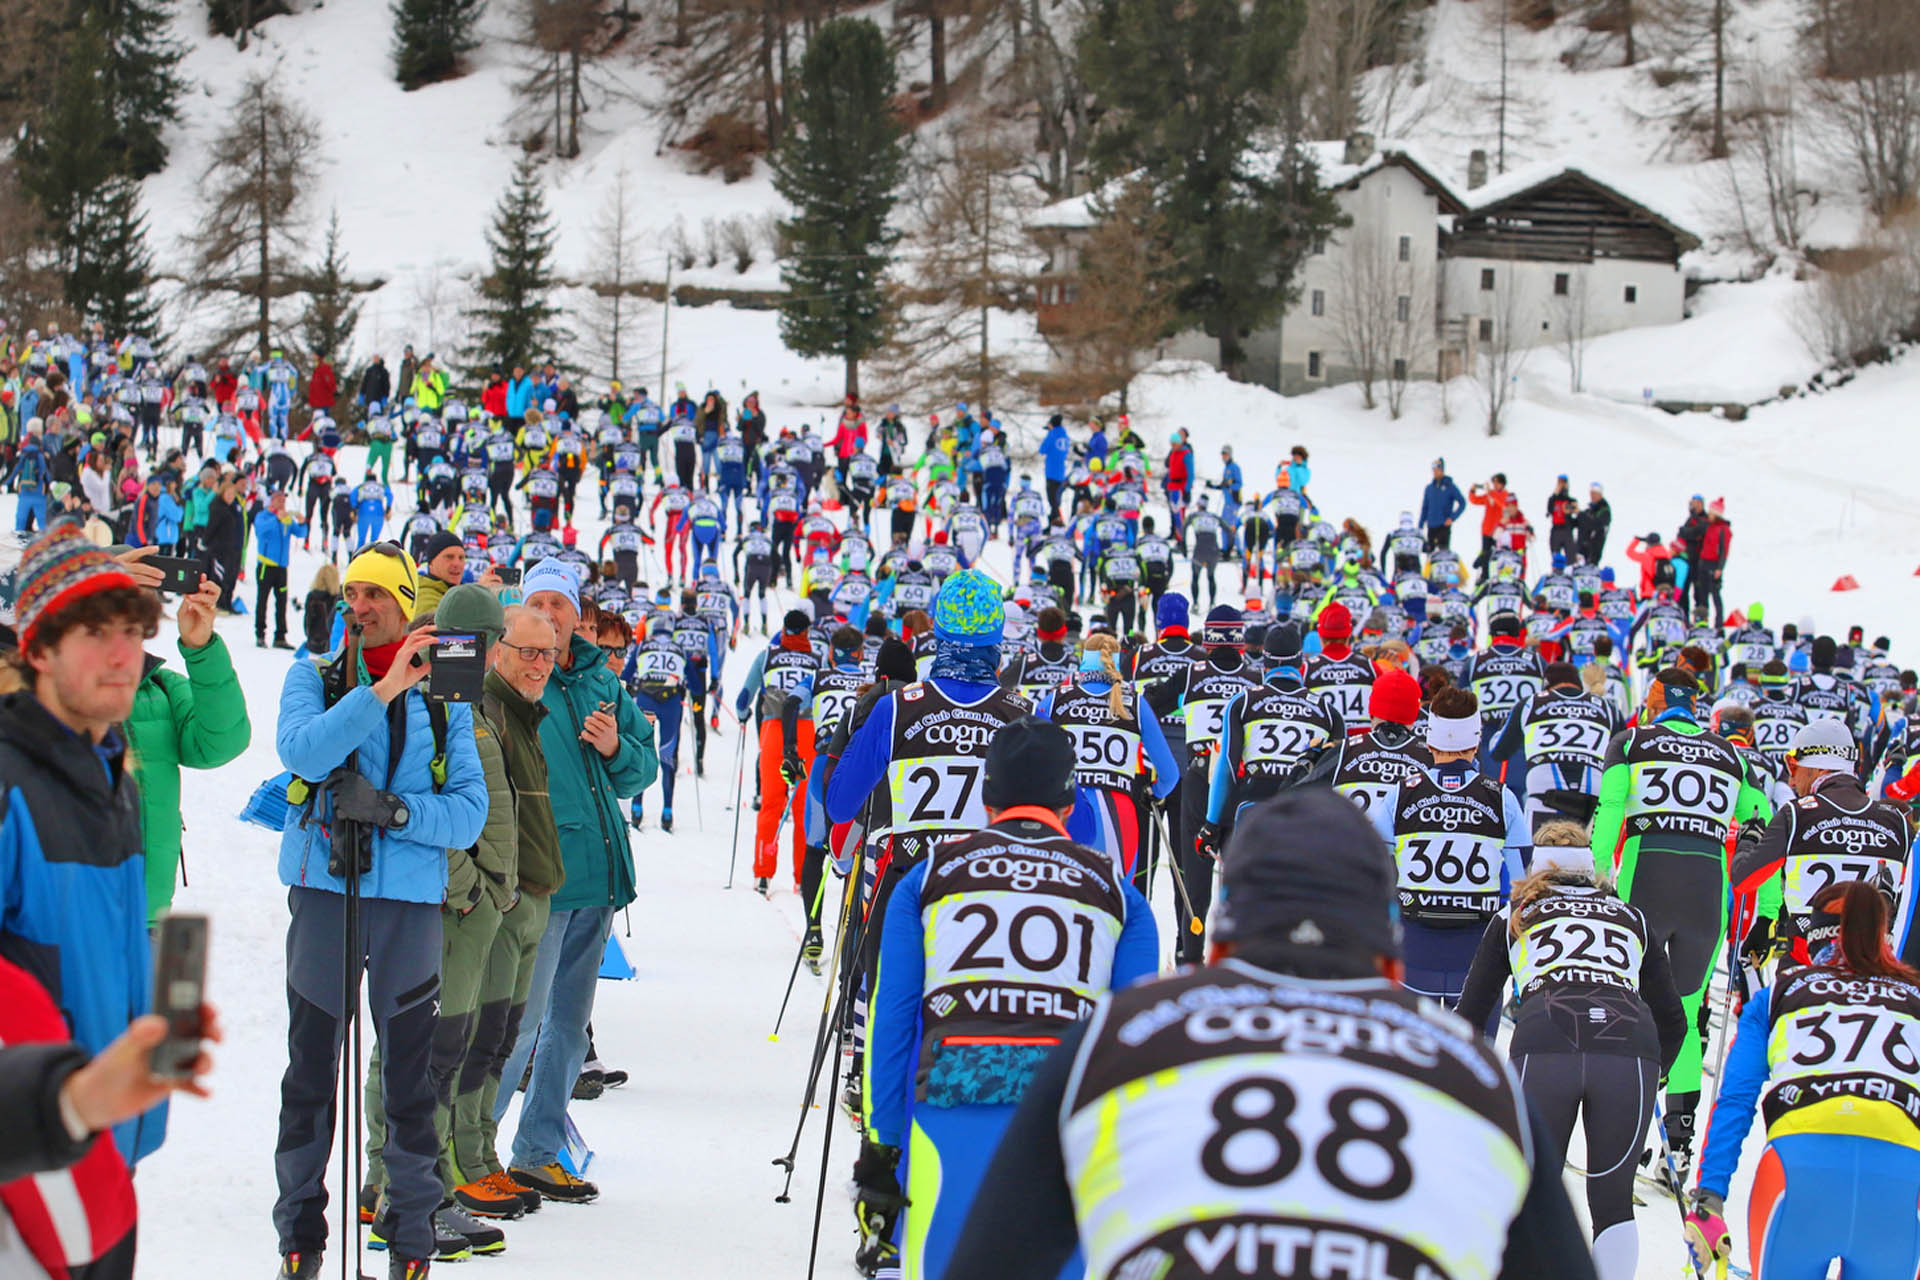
[6,317,1920,1280]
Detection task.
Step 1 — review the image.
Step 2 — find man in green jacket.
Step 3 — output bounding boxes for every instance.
[1589,666,1771,1178]
[362,586,520,1259]
[448,605,568,1221]
[493,559,655,1204]
[127,571,250,924]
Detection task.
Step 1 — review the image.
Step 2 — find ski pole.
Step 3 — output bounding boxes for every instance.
[802,1014,842,1280]
[1650,1094,1711,1280]
[774,855,868,1201]
[769,842,839,1042]
[1152,809,1205,937]
[725,720,750,889]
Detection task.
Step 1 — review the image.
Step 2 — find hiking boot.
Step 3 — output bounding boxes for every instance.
[437,1201,504,1256]
[572,1069,605,1101]
[368,1210,470,1262]
[452,1175,526,1220]
[508,1162,599,1204]
[484,1169,542,1215]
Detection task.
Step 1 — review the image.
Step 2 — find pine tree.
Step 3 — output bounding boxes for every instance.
[772,17,903,399]
[66,175,162,338]
[16,13,118,271]
[1078,0,1345,380]
[391,0,484,89]
[91,0,188,175]
[301,210,362,362]
[463,155,573,375]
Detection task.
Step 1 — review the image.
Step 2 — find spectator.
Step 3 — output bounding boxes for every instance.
[128,571,250,923]
[201,472,244,613]
[270,544,488,1277]
[209,358,238,408]
[301,562,343,657]
[308,356,338,423]
[737,391,766,473]
[450,605,566,1216]
[1039,414,1070,518]
[1418,456,1466,551]
[410,355,447,414]
[358,355,392,416]
[504,366,533,421]
[1163,429,1193,513]
[1625,532,1685,598]
[1086,417,1109,464]
[1576,481,1612,564]
[253,489,300,648]
[493,559,656,1204]
[0,527,167,1164]
[1675,494,1708,567]
[1696,498,1732,625]
[81,447,115,520]
[480,369,507,421]
[1545,474,1578,562]
[1283,444,1312,504]
[397,346,419,404]
[1466,470,1509,572]
[9,425,50,536]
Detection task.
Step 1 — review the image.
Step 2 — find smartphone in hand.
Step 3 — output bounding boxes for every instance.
[150,914,209,1079]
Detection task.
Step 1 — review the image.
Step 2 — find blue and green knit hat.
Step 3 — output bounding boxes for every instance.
[932,568,1005,647]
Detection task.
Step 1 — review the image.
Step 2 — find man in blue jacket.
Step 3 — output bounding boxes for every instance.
[1039,415,1071,522]
[1420,456,1467,551]
[0,527,167,1166]
[272,544,490,1279]
[494,559,657,1205]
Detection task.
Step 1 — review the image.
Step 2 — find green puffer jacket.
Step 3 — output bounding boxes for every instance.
[127,637,252,923]
[540,632,657,911]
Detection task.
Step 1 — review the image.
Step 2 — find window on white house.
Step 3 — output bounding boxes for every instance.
[1396,295,1411,323]
[1392,357,1408,380]
[1307,351,1323,378]
[1311,289,1325,316]
[1624,284,1638,303]
[1398,236,1411,262]
[1554,272,1570,296]
[1480,268,1496,290]
[1478,318,1494,342]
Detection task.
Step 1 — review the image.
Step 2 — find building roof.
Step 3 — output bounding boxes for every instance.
[1458,162,1702,253]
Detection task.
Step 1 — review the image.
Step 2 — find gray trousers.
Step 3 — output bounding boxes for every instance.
[273,887,442,1260]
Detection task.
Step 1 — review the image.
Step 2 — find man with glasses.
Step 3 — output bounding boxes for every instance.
[493,559,656,1205]
[272,544,490,1280]
[448,606,571,1221]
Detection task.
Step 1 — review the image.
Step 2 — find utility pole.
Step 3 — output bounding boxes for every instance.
[659,254,672,401]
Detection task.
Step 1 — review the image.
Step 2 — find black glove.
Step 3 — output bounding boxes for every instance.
[328,770,409,829]
[1740,915,1777,966]
[780,751,806,785]
[1195,820,1224,862]
[851,1140,907,1262]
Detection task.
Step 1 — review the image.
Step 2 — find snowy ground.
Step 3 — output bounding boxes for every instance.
[38,390,1894,1276]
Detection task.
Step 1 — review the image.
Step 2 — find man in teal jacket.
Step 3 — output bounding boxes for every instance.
[494,558,656,1204]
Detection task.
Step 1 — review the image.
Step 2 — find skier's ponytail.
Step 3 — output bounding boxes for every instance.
[1810,880,1920,984]
[1083,632,1132,722]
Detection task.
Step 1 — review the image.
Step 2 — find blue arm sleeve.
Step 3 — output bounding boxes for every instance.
[1369,785,1398,848]
[1697,988,1774,1198]
[1112,883,1160,989]
[1206,737,1233,823]
[865,861,927,1148]
[1140,708,1180,800]
[1501,788,1530,896]
[1067,788,1101,848]
[735,649,767,720]
[825,696,895,824]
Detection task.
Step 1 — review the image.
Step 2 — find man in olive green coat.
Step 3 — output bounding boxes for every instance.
[125,572,250,924]
[447,605,569,1218]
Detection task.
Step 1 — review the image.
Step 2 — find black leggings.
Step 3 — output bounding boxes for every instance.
[1513,1051,1654,1237]
[1104,584,1137,636]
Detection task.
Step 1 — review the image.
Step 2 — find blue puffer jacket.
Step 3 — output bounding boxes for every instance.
[275,656,488,905]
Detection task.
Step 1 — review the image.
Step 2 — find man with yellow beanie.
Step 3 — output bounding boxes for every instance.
[270,541,490,1280]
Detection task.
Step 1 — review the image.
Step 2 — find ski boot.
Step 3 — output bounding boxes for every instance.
[803,925,824,976]
[629,798,645,831]
[660,809,673,833]
[755,876,771,897]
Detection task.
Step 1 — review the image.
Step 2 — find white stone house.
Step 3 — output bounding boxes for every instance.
[1439,163,1702,368]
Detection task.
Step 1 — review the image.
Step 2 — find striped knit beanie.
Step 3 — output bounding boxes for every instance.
[17,521,137,650]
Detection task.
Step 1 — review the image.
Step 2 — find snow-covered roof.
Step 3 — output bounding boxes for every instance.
[1028,140,1465,232]
[1459,161,1701,249]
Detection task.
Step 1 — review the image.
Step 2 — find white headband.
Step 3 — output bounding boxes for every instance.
[1426,711,1482,753]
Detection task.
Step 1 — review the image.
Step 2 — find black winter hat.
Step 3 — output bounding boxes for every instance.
[1263,622,1304,663]
[874,637,917,684]
[1214,787,1400,961]
[783,609,812,635]
[1811,635,1837,670]
[423,531,463,565]
[982,716,1076,811]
